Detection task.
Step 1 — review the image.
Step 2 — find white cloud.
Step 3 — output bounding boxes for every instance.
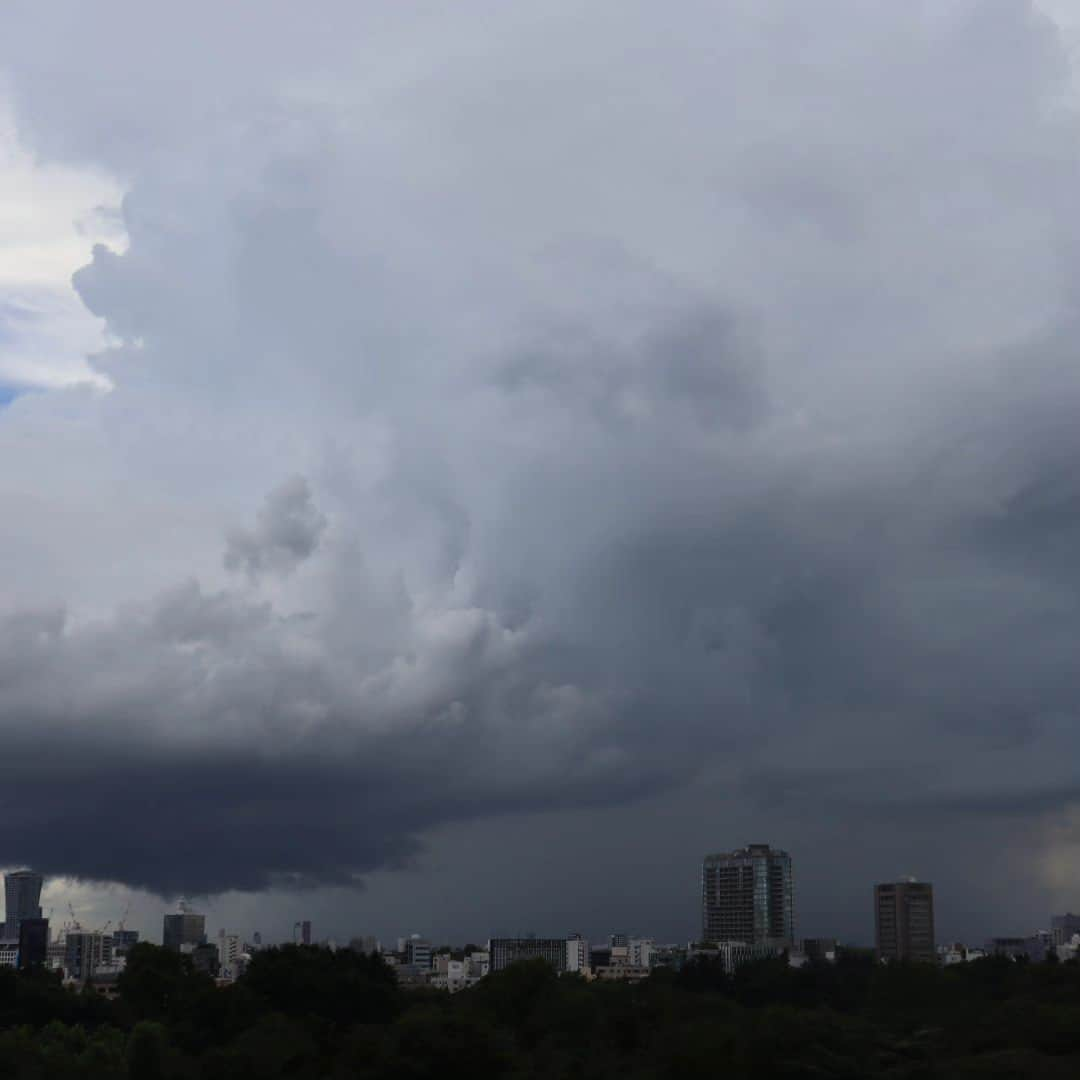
[0,101,125,390]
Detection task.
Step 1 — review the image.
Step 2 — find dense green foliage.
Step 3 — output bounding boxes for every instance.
[6,945,1080,1076]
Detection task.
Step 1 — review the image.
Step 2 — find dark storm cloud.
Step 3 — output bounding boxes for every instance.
[2,0,1080,921]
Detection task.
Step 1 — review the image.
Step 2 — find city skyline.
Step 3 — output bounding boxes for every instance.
[5,0,1080,943]
[2,852,1067,958]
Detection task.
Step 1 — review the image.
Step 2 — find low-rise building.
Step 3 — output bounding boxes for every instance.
[489,937,567,974]
[1051,914,1080,949]
[594,964,650,982]
[689,940,782,973]
[800,938,838,963]
[986,934,1050,962]
[650,944,688,971]
[403,935,432,970]
[467,950,489,979]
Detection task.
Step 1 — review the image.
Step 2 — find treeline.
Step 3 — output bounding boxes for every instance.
[6,944,1080,1076]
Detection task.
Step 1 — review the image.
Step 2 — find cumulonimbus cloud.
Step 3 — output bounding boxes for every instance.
[1,0,1080,902]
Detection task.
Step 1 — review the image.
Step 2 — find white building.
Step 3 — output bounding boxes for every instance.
[217,931,244,982]
[0,942,18,968]
[628,938,654,969]
[1059,934,1080,962]
[566,934,590,974]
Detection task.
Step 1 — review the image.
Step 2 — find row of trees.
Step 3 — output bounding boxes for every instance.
[4,943,1080,1076]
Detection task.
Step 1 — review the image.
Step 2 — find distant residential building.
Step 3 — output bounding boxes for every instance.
[702,844,794,947]
[395,967,432,990]
[467,950,490,979]
[404,935,432,970]
[594,963,650,982]
[163,904,206,952]
[88,966,124,998]
[1058,934,1080,962]
[589,944,612,970]
[650,944,688,971]
[433,956,470,992]
[986,937,1028,960]
[17,918,49,971]
[489,937,568,974]
[801,938,838,963]
[986,934,1050,962]
[47,937,66,972]
[628,938,654,969]
[566,934,590,974]
[2,870,43,941]
[349,936,380,955]
[940,943,986,965]
[111,929,139,956]
[875,880,935,963]
[217,932,244,981]
[1051,914,1080,949]
[0,942,18,968]
[689,940,782,973]
[65,931,107,985]
[189,941,220,976]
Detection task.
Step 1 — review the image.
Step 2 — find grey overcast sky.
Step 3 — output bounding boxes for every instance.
[3,0,1080,948]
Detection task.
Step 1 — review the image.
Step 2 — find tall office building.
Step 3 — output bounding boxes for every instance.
[163,905,206,952]
[875,879,935,963]
[702,844,794,946]
[17,918,49,971]
[3,870,43,940]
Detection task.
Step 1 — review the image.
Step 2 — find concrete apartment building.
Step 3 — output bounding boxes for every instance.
[702,844,794,947]
[566,934,590,974]
[875,879,935,963]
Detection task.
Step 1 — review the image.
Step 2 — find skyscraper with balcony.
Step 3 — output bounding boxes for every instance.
[875,879,935,962]
[2,870,43,941]
[702,844,794,946]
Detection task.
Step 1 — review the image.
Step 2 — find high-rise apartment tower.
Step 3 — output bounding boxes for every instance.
[875,879,935,963]
[702,844,794,946]
[163,903,206,953]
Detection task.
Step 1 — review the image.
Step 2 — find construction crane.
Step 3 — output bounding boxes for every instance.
[67,902,81,931]
[117,901,132,933]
